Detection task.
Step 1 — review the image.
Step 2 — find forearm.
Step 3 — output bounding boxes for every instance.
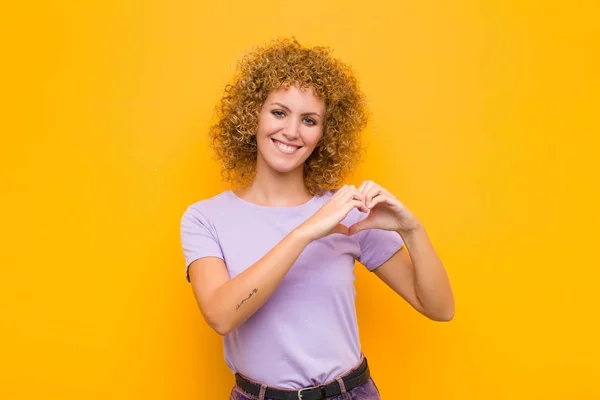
[400,224,454,321]
[210,228,312,335]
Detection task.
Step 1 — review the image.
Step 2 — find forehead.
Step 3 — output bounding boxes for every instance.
[265,85,325,110]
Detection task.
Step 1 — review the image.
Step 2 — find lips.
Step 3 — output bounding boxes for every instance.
[271,138,302,154]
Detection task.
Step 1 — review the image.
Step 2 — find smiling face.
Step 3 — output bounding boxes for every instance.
[255,84,326,176]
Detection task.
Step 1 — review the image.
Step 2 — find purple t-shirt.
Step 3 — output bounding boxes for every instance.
[180,190,404,389]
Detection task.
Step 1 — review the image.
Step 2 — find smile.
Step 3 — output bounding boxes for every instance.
[271,138,302,155]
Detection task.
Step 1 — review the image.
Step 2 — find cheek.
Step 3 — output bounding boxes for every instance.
[256,112,275,133]
[307,131,323,148]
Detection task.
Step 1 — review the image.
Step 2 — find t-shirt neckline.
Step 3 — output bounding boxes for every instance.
[227,190,321,211]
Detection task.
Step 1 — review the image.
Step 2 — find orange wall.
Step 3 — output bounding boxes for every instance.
[2,1,599,399]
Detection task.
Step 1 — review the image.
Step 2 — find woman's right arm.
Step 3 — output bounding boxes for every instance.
[188,228,311,336]
[188,185,367,336]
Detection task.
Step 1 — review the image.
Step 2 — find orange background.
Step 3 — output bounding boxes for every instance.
[2,1,599,399]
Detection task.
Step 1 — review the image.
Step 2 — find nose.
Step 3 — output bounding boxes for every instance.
[282,118,301,140]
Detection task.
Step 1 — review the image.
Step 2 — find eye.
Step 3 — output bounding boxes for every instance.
[271,110,285,118]
[304,118,317,126]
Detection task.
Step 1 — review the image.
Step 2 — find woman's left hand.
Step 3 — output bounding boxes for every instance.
[348,180,421,235]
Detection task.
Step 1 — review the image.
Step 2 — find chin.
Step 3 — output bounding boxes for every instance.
[258,153,305,175]
[268,161,303,174]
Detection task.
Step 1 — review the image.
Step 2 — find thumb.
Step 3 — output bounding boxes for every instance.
[348,216,375,235]
[330,224,350,236]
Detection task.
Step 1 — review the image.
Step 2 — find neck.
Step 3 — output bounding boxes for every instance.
[237,163,312,207]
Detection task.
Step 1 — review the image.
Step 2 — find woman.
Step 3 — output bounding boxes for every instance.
[180,37,454,400]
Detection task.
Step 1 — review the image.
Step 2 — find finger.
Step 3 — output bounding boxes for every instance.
[365,187,382,208]
[359,180,372,195]
[358,180,368,192]
[333,185,349,198]
[341,185,359,200]
[351,198,369,213]
[345,187,367,210]
[350,188,366,202]
[379,186,394,198]
[368,194,397,209]
[358,180,373,199]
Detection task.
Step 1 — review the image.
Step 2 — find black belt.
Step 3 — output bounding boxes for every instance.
[234,358,370,400]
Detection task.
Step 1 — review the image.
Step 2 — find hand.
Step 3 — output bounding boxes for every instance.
[348,180,420,235]
[296,185,369,241]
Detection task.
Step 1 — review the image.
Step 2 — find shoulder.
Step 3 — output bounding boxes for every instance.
[182,190,234,222]
[186,190,233,211]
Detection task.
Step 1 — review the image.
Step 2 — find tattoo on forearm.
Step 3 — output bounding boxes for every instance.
[236,288,258,310]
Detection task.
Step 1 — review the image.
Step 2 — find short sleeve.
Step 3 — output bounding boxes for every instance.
[356,217,405,272]
[180,206,224,282]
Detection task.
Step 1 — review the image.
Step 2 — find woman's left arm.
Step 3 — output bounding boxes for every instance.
[374,226,454,322]
[348,180,455,322]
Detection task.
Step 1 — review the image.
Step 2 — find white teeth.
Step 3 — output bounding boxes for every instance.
[274,140,298,153]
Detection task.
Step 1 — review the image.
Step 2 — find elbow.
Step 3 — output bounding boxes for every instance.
[415,295,455,322]
[428,304,455,322]
[423,292,455,322]
[431,309,454,322]
[420,302,454,322]
[212,323,232,336]
[203,309,234,336]
[207,314,234,336]
[207,317,233,336]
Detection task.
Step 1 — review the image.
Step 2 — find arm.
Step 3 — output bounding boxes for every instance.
[189,228,312,336]
[348,180,454,321]
[374,225,454,322]
[188,185,368,336]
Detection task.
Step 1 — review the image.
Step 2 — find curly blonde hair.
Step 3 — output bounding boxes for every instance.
[208,37,368,195]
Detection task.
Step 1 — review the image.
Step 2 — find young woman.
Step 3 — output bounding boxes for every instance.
[180,37,454,400]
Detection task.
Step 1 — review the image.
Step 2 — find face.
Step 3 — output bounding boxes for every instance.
[254,84,325,175]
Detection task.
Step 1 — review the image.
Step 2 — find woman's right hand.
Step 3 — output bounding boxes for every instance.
[295,185,369,241]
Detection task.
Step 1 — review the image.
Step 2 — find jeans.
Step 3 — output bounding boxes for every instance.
[229,357,381,400]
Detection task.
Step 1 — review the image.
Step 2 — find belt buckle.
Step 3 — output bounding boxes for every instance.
[297,387,310,400]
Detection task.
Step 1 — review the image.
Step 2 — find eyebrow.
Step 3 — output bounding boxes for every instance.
[270,102,322,118]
